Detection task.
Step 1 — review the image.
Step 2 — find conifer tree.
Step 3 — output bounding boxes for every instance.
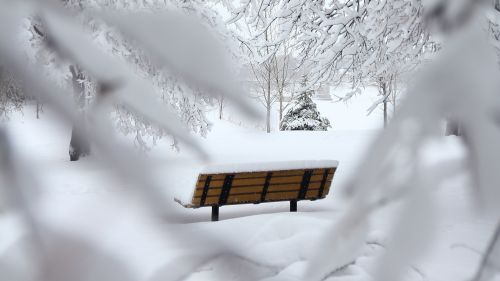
[280,89,331,131]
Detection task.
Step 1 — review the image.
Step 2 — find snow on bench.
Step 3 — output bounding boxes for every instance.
[174,160,339,221]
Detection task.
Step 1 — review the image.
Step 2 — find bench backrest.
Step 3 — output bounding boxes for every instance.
[190,167,337,208]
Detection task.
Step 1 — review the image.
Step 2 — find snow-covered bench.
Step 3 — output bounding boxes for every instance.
[175,160,338,221]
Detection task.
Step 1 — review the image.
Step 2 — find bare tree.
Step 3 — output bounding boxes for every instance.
[246,23,278,133]
[272,43,297,124]
[228,2,301,132]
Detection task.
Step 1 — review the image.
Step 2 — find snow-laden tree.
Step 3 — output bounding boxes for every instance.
[300,0,429,127]
[0,66,24,120]
[305,1,500,280]
[0,0,259,280]
[280,87,330,131]
[227,0,430,127]
[225,0,301,132]
[27,0,242,156]
[96,0,241,150]
[229,3,278,133]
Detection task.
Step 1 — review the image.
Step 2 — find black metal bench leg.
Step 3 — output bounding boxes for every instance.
[212,206,219,221]
[290,200,297,212]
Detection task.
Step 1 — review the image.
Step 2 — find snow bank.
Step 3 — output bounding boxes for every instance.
[2,105,496,281]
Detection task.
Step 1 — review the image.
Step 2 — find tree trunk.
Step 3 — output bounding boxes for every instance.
[279,92,283,124]
[69,124,86,161]
[392,77,397,115]
[69,128,79,161]
[445,120,461,136]
[266,63,272,133]
[383,100,388,128]
[382,82,388,128]
[266,101,271,133]
[69,65,89,161]
[392,96,396,115]
[218,97,224,120]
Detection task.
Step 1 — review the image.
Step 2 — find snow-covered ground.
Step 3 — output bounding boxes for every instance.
[0,94,497,281]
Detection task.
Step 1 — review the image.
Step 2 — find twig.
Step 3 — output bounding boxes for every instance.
[472,220,500,281]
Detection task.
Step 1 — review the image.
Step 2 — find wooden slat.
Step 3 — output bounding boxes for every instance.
[265,191,299,201]
[229,186,264,195]
[197,170,333,185]
[227,193,261,204]
[266,183,301,192]
[197,172,267,182]
[195,178,329,195]
[312,169,327,175]
[202,179,328,191]
[306,189,320,199]
[269,175,303,184]
[194,188,222,198]
[231,177,266,187]
[197,176,224,188]
[311,174,328,182]
[233,171,268,179]
[266,181,323,192]
[203,196,221,205]
[198,178,224,187]
[202,178,265,189]
[197,175,207,182]
[192,197,201,206]
[198,169,332,181]
[308,182,323,189]
[268,174,322,184]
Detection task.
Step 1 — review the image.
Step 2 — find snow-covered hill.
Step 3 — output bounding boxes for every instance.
[0,98,496,281]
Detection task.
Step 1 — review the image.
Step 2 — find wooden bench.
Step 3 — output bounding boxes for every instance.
[175,161,338,221]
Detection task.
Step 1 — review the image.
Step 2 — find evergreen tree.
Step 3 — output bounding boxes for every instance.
[280,90,331,131]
